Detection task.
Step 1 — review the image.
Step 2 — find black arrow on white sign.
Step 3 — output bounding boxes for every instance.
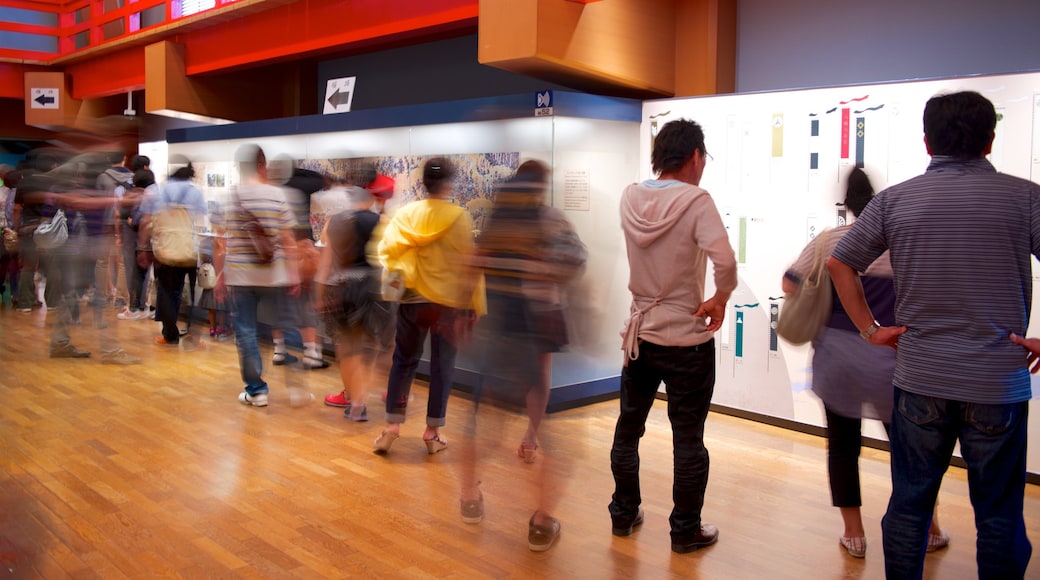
[326,88,351,108]
[34,94,55,106]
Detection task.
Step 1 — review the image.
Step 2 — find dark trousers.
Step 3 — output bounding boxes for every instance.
[154,263,193,343]
[823,406,893,508]
[609,339,715,542]
[384,302,460,427]
[120,224,146,310]
[883,388,1031,579]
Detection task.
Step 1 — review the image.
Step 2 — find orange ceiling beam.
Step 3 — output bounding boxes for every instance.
[171,0,479,76]
[34,0,478,100]
[64,45,146,98]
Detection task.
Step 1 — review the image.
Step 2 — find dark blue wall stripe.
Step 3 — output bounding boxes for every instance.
[166,91,641,144]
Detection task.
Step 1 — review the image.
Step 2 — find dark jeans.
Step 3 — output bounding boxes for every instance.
[384,302,460,427]
[883,387,1031,579]
[154,263,193,343]
[16,239,38,308]
[824,406,892,508]
[121,224,147,310]
[609,339,715,542]
[228,285,292,396]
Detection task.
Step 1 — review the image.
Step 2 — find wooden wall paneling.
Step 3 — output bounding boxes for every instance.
[479,0,675,98]
[674,0,737,96]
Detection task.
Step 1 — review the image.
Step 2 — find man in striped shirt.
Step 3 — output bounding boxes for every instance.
[829,91,1037,579]
[214,144,302,408]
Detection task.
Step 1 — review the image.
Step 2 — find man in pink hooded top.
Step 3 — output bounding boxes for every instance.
[609,118,738,555]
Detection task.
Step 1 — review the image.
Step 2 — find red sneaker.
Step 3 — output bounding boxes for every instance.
[324,391,351,408]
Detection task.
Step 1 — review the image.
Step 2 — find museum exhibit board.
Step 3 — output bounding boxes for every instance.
[642,71,1040,476]
[165,91,641,411]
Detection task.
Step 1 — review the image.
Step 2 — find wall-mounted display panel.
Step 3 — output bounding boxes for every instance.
[642,71,1040,475]
[165,93,641,410]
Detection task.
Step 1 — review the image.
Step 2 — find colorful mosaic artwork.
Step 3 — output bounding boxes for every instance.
[299,152,520,228]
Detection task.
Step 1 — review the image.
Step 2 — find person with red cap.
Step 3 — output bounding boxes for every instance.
[321,173,398,417]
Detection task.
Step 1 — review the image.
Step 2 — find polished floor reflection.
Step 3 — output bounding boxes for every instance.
[1,305,1038,578]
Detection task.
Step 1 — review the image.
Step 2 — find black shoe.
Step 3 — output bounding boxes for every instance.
[272,353,299,366]
[611,509,645,537]
[50,344,91,358]
[671,524,719,553]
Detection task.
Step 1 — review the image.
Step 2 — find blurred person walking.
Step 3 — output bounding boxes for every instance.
[458,160,585,552]
[316,184,396,422]
[138,163,207,346]
[214,145,303,408]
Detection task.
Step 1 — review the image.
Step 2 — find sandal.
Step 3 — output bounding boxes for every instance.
[373,430,399,454]
[926,531,950,552]
[840,536,866,558]
[517,441,538,464]
[424,434,448,454]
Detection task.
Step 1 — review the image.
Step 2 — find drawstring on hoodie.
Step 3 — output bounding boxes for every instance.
[621,296,661,364]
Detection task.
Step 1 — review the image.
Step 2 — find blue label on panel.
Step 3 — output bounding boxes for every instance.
[535,90,553,109]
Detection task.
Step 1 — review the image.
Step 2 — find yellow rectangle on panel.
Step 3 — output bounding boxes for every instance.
[771,113,783,157]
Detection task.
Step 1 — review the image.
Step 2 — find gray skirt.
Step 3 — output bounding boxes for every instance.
[811,326,896,421]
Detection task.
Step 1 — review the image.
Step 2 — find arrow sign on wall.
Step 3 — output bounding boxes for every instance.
[30,88,59,109]
[323,76,356,114]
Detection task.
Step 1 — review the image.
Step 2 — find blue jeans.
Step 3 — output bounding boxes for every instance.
[883,387,1031,579]
[229,285,290,396]
[609,339,715,543]
[384,303,460,426]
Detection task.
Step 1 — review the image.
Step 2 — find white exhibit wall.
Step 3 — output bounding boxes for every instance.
[642,71,1040,473]
[549,117,641,385]
[164,114,640,392]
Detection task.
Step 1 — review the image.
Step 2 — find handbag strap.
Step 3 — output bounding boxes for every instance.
[804,229,830,289]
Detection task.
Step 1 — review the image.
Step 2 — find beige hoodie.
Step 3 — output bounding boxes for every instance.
[620,180,737,358]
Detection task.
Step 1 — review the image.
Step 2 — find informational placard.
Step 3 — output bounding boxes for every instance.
[563,168,590,211]
[323,76,356,115]
[30,88,58,109]
[535,90,554,117]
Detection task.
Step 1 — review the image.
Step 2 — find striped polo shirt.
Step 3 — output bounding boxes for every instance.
[224,182,298,288]
[832,156,1040,404]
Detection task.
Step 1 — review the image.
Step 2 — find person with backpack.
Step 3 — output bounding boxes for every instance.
[95,151,134,308]
[117,169,157,320]
[138,163,207,346]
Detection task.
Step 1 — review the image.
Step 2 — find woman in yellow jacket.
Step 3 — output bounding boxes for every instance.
[373,158,486,454]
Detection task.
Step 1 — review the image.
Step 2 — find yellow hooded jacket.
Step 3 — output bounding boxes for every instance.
[378,199,486,315]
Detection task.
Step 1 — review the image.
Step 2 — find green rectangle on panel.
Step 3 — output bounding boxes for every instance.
[738,216,747,263]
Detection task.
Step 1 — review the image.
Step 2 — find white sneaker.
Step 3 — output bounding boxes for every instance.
[116,309,139,320]
[238,392,268,407]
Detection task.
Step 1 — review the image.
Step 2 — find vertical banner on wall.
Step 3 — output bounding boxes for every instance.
[771,113,784,157]
[726,115,742,186]
[855,116,866,168]
[808,117,820,173]
[734,311,745,359]
[768,301,780,366]
[840,108,851,164]
[1033,94,1040,182]
[738,216,748,264]
[649,111,670,174]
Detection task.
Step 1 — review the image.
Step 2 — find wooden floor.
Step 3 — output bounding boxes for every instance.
[1,304,1039,579]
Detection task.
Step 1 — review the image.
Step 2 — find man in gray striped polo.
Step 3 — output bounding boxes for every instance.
[828,91,1036,579]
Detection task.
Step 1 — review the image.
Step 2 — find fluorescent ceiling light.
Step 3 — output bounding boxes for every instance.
[150,108,235,125]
